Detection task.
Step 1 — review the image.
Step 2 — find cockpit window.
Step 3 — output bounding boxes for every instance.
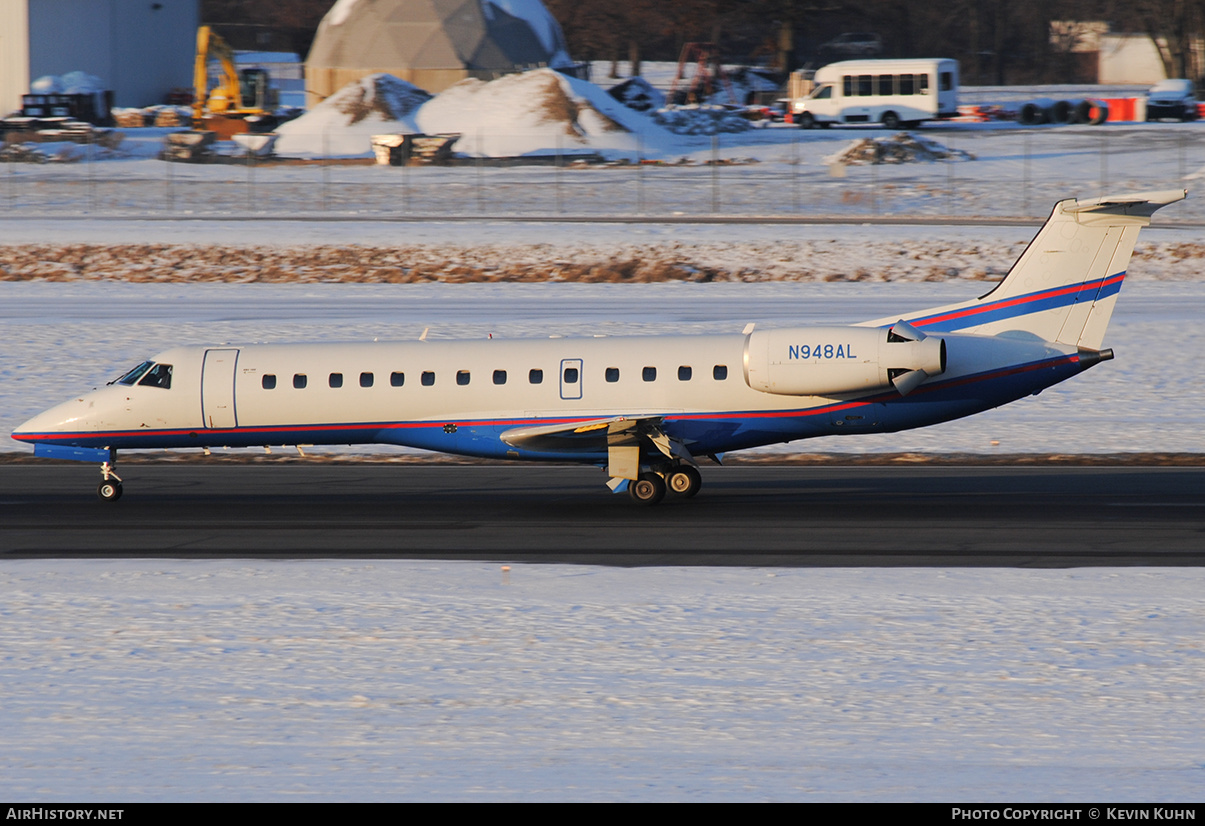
[114,361,154,386]
[138,363,172,389]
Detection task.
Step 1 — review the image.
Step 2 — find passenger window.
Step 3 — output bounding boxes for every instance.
[877,74,894,95]
[920,74,930,92]
[713,364,728,381]
[329,372,343,388]
[493,369,507,385]
[360,372,373,388]
[564,367,579,383]
[294,374,307,389]
[843,75,852,96]
[138,363,172,389]
[391,371,405,387]
[643,366,656,382]
[529,369,543,384]
[422,371,435,386]
[262,374,276,390]
[457,370,470,386]
[605,367,619,383]
[678,366,692,381]
[940,72,952,92]
[900,74,915,95]
[858,75,872,96]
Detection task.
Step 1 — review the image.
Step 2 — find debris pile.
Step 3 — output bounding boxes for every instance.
[112,106,190,128]
[607,76,665,112]
[0,126,123,162]
[826,132,975,165]
[0,142,83,163]
[652,104,750,135]
[160,130,216,163]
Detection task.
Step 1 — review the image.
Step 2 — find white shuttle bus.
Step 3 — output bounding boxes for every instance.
[790,58,959,129]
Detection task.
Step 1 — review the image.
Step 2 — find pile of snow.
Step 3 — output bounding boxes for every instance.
[826,132,975,165]
[416,68,675,158]
[652,104,750,135]
[29,71,107,95]
[274,73,432,157]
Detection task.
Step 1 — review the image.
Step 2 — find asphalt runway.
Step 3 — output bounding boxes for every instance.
[3,463,1204,564]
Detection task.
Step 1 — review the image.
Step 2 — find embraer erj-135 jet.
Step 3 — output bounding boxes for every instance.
[14,190,1185,504]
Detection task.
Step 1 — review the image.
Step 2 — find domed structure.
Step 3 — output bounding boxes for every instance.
[306,0,573,106]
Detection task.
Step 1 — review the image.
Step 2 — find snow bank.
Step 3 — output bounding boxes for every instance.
[416,68,676,158]
[274,73,432,157]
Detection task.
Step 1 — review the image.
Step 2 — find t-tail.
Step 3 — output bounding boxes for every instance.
[866,190,1186,350]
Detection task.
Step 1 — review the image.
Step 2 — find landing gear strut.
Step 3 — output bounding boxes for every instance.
[97,458,123,502]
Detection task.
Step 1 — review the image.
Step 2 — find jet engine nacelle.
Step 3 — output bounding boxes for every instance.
[744,322,946,397]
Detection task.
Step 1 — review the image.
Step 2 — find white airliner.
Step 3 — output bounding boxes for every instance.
[13,190,1185,504]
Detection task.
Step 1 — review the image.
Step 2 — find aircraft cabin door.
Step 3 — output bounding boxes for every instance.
[560,358,583,400]
[201,348,239,429]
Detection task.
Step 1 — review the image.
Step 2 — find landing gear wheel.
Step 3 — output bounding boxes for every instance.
[667,465,702,498]
[628,473,666,506]
[882,111,900,130]
[797,112,815,129]
[97,480,123,502]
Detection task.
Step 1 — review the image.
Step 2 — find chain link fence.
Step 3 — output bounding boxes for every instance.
[2,127,1202,222]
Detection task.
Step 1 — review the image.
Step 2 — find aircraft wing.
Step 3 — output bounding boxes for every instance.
[501,415,693,480]
[500,415,661,454]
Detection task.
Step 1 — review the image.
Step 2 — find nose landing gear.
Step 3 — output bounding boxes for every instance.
[97,458,123,502]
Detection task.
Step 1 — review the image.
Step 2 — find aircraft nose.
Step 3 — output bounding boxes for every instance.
[11,397,94,443]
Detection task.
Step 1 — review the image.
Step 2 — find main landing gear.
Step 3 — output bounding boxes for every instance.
[627,464,702,505]
[97,458,123,502]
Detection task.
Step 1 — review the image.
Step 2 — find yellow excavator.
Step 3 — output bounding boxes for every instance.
[192,26,278,137]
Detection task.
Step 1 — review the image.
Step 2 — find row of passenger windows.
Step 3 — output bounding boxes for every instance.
[842,73,931,97]
[260,365,729,390]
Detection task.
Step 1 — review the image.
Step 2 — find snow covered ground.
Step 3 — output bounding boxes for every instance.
[3,561,1205,802]
[3,107,1204,802]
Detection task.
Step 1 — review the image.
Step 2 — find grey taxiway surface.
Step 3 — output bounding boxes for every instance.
[3,464,1203,564]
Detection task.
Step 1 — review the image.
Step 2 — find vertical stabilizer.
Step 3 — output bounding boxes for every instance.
[869,190,1185,349]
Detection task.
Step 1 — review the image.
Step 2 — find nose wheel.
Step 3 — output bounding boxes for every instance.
[97,458,123,502]
[98,479,123,501]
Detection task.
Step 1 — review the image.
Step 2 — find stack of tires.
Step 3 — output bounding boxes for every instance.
[1017,99,1109,126]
